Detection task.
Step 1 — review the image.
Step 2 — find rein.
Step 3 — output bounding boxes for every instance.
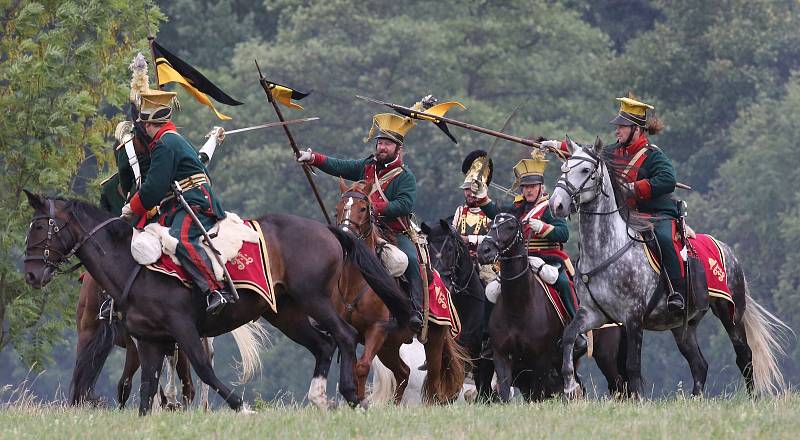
[484,214,529,282]
[338,190,375,240]
[429,230,476,294]
[25,199,122,274]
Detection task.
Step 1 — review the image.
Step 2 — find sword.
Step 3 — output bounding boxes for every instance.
[198,118,319,164]
[170,181,239,302]
[224,118,319,135]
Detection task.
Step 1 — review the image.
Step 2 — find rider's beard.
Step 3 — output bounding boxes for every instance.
[376,149,398,166]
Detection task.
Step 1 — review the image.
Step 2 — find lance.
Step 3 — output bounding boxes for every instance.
[355,95,566,158]
[254,60,332,225]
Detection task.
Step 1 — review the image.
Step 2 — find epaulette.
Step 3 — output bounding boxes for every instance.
[513,195,524,203]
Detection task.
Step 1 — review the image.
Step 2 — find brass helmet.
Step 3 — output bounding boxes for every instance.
[460,150,493,190]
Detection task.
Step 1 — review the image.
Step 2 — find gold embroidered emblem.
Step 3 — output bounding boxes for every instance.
[709,257,725,282]
[232,252,254,270]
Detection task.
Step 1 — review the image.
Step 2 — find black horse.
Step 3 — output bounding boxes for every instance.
[477,213,628,400]
[23,192,410,414]
[422,219,493,400]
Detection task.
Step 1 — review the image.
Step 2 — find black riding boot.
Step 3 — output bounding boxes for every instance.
[206,289,228,314]
[668,290,685,312]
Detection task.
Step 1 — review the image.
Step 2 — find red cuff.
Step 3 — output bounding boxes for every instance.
[310,153,327,167]
[634,179,652,200]
[129,192,148,216]
[372,199,388,214]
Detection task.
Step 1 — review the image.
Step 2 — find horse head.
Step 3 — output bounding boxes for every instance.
[336,179,375,240]
[477,213,523,265]
[425,218,467,280]
[23,191,125,288]
[550,137,608,218]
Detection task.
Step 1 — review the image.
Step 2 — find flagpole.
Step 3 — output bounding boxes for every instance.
[254,60,332,225]
[143,3,161,90]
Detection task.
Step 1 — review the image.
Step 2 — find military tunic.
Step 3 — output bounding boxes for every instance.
[129,122,225,293]
[611,135,682,288]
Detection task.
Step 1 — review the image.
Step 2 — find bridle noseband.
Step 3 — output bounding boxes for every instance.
[554,150,613,215]
[338,190,376,240]
[25,199,122,275]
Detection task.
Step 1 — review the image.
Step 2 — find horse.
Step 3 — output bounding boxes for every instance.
[420,219,491,399]
[335,179,469,404]
[549,139,791,397]
[23,192,409,414]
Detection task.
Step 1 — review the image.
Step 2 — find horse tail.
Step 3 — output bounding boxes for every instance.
[424,331,470,403]
[368,356,397,405]
[742,280,793,395]
[231,321,271,385]
[69,319,120,405]
[327,226,411,323]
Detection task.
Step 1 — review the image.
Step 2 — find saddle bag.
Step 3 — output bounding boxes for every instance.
[376,239,408,278]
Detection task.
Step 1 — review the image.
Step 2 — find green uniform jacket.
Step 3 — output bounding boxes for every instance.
[100,148,151,215]
[130,131,225,224]
[610,141,679,218]
[315,154,416,222]
[481,198,570,244]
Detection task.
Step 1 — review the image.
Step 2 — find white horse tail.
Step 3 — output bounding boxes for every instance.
[742,283,793,395]
[231,321,271,385]
[368,356,396,405]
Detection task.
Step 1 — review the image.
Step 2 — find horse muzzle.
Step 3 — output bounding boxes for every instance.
[476,239,499,265]
[549,189,572,219]
[24,265,53,289]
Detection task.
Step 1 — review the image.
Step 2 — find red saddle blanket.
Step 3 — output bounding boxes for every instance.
[644,233,734,316]
[533,276,573,326]
[428,269,461,338]
[145,220,277,313]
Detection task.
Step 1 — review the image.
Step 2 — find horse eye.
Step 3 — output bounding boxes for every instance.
[581,167,590,174]
[360,207,367,212]
[35,224,44,231]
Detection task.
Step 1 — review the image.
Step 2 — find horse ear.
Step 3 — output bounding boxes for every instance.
[439,218,451,231]
[420,222,431,235]
[24,189,45,211]
[593,136,604,154]
[564,134,576,156]
[338,177,347,194]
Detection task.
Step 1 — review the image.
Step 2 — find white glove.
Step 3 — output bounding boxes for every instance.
[528,256,559,284]
[296,148,315,163]
[540,139,561,150]
[528,218,545,234]
[622,182,634,194]
[485,279,501,304]
[470,180,488,199]
[120,203,136,221]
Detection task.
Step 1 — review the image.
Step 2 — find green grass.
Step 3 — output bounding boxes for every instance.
[2,396,800,440]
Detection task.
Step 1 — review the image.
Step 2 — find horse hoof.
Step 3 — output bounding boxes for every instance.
[357,400,369,411]
[238,403,256,415]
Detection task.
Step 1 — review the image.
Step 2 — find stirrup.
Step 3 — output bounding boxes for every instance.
[668,292,685,312]
[97,297,114,321]
[206,290,228,314]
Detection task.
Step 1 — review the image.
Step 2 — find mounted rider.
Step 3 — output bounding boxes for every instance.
[475,149,586,351]
[120,89,231,314]
[297,98,436,332]
[608,95,684,311]
[453,150,496,285]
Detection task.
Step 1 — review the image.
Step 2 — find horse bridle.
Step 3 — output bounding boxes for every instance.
[338,190,376,240]
[555,150,618,216]
[483,213,529,281]
[25,199,121,274]
[429,230,476,294]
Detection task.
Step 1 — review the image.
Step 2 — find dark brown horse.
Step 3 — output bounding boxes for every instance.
[335,180,469,404]
[23,192,409,414]
[477,212,627,400]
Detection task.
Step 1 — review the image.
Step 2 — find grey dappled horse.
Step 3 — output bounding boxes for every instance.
[549,139,791,398]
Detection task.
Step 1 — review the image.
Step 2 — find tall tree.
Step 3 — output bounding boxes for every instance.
[0,0,161,366]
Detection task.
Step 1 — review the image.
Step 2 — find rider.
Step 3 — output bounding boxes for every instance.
[452,150,496,284]
[607,95,683,311]
[475,149,586,352]
[296,99,433,332]
[120,89,231,314]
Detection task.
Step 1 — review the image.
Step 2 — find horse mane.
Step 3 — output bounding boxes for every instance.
[592,147,656,233]
[64,198,131,238]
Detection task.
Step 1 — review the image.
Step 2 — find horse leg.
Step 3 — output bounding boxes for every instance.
[160,348,180,410]
[711,300,755,394]
[198,337,214,411]
[561,307,606,397]
[136,340,167,416]
[492,350,513,403]
[377,339,411,404]
[671,320,708,396]
[356,325,388,405]
[117,336,139,409]
[170,321,243,412]
[422,326,449,404]
[176,348,195,408]
[591,327,627,397]
[622,319,645,398]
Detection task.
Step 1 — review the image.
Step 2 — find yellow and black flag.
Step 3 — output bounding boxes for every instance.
[152,40,243,120]
[264,80,311,110]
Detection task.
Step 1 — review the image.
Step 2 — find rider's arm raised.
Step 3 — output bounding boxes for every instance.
[310,154,369,182]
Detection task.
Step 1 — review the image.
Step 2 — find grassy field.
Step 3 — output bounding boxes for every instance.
[2,395,799,440]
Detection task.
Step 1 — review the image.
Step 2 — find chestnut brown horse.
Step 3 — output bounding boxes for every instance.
[23,192,409,414]
[336,180,469,404]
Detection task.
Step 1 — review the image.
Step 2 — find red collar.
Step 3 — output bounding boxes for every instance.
[148,121,177,151]
[618,134,649,156]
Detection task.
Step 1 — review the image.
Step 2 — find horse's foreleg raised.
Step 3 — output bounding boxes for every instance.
[671,321,708,396]
[377,339,411,404]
